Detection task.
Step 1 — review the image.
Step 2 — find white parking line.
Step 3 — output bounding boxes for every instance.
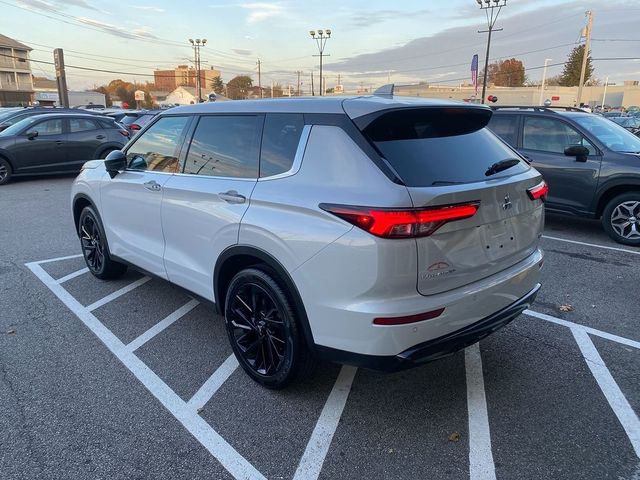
[572,328,640,459]
[85,276,152,311]
[542,235,640,256]
[465,343,497,480]
[293,365,357,480]
[126,299,200,353]
[187,354,239,411]
[26,260,266,480]
[35,253,83,264]
[56,267,89,284]
[524,310,640,350]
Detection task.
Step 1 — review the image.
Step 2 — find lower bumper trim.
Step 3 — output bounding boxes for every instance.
[315,283,541,372]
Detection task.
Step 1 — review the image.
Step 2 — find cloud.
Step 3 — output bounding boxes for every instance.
[241,2,284,24]
[232,48,253,56]
[130,5,165,13]
[350,9,431,28]
[77,16,158,39]
[18,0,97,11]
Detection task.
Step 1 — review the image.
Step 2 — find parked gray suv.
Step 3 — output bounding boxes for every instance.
[489,106,640,245]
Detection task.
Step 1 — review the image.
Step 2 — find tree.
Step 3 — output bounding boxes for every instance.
[481,58,526,87]
[226,75,253,100]
[210,75,225,95]
[559,44,593,87]
[545,74,563,86]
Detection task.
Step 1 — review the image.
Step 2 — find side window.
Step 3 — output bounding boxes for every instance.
[30,119,63,136]
[523,116,596,155]
[260,113,305,177]
[183,115,261,178]
[487,115,518,146]
[126,116,189,173]
[69,118,98,133]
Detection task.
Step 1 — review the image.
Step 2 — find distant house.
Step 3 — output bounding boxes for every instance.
[0,34,34,106]
[165,85,230,105]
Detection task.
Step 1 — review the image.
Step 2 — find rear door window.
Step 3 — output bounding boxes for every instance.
[183,115,262,178]
[523,116,596,155]
[260,113,304,177]
[69,118,98,133]
[487,115,518,145]
[362,108,529,187]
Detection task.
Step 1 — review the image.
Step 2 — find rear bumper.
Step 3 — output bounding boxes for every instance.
[316,283,540,372]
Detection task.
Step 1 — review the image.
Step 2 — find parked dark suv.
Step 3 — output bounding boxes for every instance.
[488,106,640,245]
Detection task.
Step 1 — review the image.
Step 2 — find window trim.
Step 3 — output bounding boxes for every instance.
[180,113,265,180]
[258,124,311,181]
[521,114,601,156]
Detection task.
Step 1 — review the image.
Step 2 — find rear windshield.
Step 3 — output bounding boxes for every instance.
[362,109,529,187]
[120,114,140,125]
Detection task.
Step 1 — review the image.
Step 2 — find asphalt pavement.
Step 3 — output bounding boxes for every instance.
[1,175,639,480]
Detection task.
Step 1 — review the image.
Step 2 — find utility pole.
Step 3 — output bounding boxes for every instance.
[296,70,301,96]
[576,10,593,106]
[271,80,274,98]
[602,76,609,108]
[189,38,207,102]
[53,48,69,107]
[539,58,552,105]
[311,71,315,96]
[476,0,507,104]
[257,59,263,98]
[309,29,331,96]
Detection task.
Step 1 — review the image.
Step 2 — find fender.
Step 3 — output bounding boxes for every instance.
[593,175,640,214]
[95,142,125,158]
[71,192,98,236]
[0,148,17,170]
[214,245,317,352]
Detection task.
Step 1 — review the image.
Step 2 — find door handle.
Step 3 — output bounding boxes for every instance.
[55,140,64,145]
[218,190,246,204]
[143,180,162,191]
[96,135,106,140]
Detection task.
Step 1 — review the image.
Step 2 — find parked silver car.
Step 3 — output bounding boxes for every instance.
[71,93,545,388]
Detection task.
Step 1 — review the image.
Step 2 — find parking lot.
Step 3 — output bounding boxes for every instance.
[1,175,639,480]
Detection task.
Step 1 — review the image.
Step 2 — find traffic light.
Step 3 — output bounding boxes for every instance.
[487,95,498,103]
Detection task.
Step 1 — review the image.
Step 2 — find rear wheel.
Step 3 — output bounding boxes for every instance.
[224,268,315,389]
[0,158,12,185]
[602,192,640,246]
[99,148,116,159]
[78,206,127,279]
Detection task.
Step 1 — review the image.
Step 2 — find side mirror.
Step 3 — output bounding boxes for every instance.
[25,131,38,140]
[564,145,589,162]
[104,150,127,177]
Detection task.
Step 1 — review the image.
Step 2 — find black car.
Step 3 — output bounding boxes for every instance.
[0,107,103,132]
[488,106,640,245]
[0,113,129,185]
[611,116,640,137]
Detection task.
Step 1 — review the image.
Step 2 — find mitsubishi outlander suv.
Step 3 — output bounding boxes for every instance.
[71,95,545,388]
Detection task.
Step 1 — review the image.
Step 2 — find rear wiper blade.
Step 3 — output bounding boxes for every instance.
[485,158,520,177]
[431,180,464,186]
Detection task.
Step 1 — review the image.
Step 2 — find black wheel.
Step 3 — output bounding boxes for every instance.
[602,192,640,246]
[0,157,12,185]
[78,206,127,279]
[99,148,116,159]
[224,268,315,389]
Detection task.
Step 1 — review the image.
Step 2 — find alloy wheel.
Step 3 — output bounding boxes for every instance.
[610,200,640,240]
[227,283,288,376]
[0,164,7,182]
[80,214,105,273]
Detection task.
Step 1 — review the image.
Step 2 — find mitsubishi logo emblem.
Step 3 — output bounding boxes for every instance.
[503,194,512,210]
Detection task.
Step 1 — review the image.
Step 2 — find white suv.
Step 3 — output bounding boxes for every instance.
[71,95,545,388]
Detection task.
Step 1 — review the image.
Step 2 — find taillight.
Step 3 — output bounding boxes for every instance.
[373,307,445,326]
[118,129,130,138]
[320,202,480,238]
[129,124,141,131]
[527,180,548,201]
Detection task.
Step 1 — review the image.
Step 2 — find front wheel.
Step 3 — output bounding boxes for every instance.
[224,268,315,389]
[0,158,12,185]
[602,193,640,246]
[78,206,127,279]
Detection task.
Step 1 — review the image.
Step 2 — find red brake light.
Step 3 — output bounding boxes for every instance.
[129,124,141,131]
[118,129,130,137]
[373,307,445,326]
[527,181,548,201]
[320,202,480,238]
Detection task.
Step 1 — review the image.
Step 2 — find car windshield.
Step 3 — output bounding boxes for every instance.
[0,116,42,136]
[0,108,22,122]
[612,117,640,128]
[572,115,640,153]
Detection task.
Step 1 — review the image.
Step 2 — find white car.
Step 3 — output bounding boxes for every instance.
[71,94,545,388]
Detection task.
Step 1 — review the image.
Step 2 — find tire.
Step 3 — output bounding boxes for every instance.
[0,157,12,186]
[224,268,316,389]
[78,206,127,279]
[99,148,116,159]
[601,192,640,246]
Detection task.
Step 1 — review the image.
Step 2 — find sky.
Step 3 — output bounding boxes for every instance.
[2,0,639,92]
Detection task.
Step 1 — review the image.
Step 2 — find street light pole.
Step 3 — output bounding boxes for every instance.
[189,38,207,103]
[309,29,331,96]
[539,58,552,105]
[476,0,507,104]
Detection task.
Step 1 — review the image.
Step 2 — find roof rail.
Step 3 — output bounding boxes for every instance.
[490,105,586,113]
[373,84,394,97]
